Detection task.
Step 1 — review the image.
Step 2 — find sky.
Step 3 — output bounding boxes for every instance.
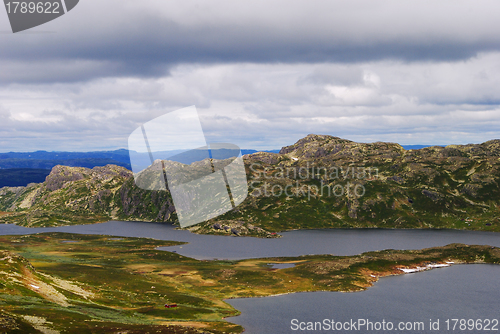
[1,0,500,152]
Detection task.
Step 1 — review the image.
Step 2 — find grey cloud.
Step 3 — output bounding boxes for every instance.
[1,57,500,151]
[299,67,364,86]
[0,60,170,85]
[2,0,500,83]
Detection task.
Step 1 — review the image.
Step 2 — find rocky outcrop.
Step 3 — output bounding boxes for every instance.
[1,135,499,233]
[229,134,500,232]
[0,164,175,227]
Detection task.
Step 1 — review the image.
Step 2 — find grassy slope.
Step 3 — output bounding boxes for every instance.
[0,233,499,333]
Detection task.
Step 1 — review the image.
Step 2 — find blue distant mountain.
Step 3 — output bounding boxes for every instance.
[241,149,281,155]
[0,150,133,187]
[0,149,281,187]
[0,149,131,163]
[401,145,445,150]
[0,169,51,187]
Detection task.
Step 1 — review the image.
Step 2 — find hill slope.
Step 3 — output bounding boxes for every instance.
[0,165,176,227]
[1,134,499,234]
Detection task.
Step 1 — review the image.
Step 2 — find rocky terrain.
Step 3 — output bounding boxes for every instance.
[0,165,176,227]
[196,134,500,234]
[1,134,499,234]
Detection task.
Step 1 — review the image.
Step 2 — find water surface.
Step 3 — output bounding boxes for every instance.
[0,221,499,260]
[226,264,500,334]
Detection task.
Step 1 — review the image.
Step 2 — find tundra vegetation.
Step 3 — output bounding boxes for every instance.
[1,135,499,236]
[0,233,499,333]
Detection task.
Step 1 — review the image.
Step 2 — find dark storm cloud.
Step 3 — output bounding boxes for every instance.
[1,0,500,84]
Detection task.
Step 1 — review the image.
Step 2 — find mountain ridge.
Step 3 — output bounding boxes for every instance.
[1,134,499,235]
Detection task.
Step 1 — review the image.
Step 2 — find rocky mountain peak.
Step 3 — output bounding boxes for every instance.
[44,165,132,192]
[279,134,351,155]
[45,165,89,191]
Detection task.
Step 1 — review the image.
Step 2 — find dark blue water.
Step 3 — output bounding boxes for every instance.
[226,264,500,334]
[0,221,498,260]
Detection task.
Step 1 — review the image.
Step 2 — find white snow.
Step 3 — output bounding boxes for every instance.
[427,264,450,268]
[30,284,40,289]
[400,268,422,273]
[399,263,450,274]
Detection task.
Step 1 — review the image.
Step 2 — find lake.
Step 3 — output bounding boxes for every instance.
[0,220,499,260]
[0,221,498,333]
[226,264,500,334]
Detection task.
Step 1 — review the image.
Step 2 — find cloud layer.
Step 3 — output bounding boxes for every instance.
[1,1,500,151]
[2,0,500,83]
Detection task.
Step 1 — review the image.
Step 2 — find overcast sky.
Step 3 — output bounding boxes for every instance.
[1,0,500,151]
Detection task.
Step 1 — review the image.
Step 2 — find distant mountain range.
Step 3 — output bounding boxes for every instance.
[0,169,52,187]
[0,150,133,180]
[401,145,444,150]
[0,145,443,188]
[0,148,282,162]
[0,148,280,187]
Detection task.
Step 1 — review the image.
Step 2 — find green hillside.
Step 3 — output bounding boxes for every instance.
[0,233,498,333]
[0,135,499,235]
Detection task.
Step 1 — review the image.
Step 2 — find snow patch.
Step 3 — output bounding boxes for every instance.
[399,263,451,274]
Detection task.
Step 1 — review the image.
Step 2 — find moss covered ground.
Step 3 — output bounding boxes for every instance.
[0,233,499,333]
